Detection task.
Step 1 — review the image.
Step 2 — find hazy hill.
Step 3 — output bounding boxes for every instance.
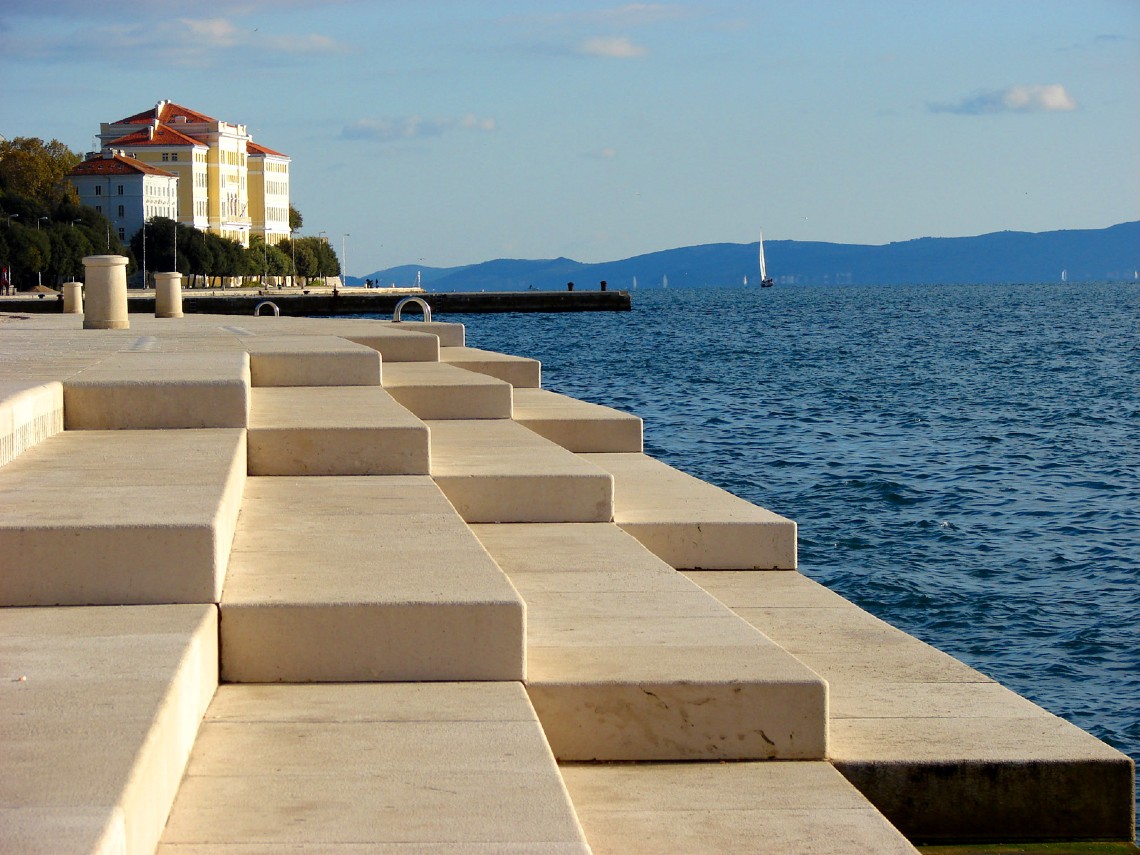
[352,222,1139,291]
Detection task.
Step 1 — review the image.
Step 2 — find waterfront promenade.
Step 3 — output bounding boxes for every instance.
[0,307,1133,853]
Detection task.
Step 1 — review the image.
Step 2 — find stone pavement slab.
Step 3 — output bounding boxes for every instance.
[429,419,612,522]
[440,345,542,387]
[0,429,246,606]
[684,570,1137,843]
[513,388,642,452]
[473,523,827,761]
[0,604,218,855]
[220,476,525,682]
[156,683,590,853]
[560,761,917,855]
[63,351,251,429]
[383,361,513,419]
[247,386,429,475]
[583,452,797,570]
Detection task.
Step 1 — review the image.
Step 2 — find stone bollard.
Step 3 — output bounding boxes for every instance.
[82,255,129,330]
[62,282,83,314]
[154,271,184,318]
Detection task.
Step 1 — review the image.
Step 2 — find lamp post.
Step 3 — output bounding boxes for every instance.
[4,213,17,226]
[36,216,48,289]
[341,233,350,290]
[318,231,327,283]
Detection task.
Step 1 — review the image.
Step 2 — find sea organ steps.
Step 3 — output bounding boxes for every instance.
[0,310,1132,851]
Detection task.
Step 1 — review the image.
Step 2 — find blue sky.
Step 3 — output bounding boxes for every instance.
[1,1,1136,275]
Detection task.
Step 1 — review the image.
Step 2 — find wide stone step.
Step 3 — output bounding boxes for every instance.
[472,523,827,762]
[513,388,642,452]
[0,429,246,606]
[243,335,382,387]
[583,452,797,570]
[561,761,918,855]
[0,604,218,855]
[156,683,591,853]
[248,386,429,475]
[429,419,613,523]
[63,351,250,430]
[383,361,513,419]
[440,345,542,387]
[0,380,63,467]
[685,570,1138,843]
[220,476,525,682]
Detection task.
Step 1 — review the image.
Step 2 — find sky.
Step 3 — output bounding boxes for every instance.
[1,0,1137,276]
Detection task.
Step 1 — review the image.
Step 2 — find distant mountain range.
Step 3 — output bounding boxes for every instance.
[350,221,1139,291]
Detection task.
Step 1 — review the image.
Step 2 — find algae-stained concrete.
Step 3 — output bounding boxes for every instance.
[220,476,525,682]
[0,605,218,855]
[156,683,590,853]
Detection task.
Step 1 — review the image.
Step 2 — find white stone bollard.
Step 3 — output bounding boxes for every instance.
[154,271,184,318]
[62,282,83,314]
[82,255,129,330]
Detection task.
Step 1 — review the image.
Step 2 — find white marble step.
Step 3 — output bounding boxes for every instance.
[0,429,246,606]
[473,522,827,762]
[156,683,590,853]
[0,605,218,855]
[220,476,525,682]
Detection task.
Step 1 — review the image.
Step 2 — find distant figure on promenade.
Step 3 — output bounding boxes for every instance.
[567,282,574,292]
[600,280,607,291]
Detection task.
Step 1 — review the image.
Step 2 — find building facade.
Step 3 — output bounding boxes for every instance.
[67,150,179,246]
[96,100,291,248]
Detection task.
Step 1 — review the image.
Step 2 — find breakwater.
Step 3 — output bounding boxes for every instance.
[0,288,631,315]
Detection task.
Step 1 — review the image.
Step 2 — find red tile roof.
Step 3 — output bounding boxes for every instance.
[108,124,204,149]
[113,101,217,125]
[247,141,289,158]
[69,152,177,178]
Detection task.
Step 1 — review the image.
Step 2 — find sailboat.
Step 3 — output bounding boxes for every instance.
[759,231,774,288]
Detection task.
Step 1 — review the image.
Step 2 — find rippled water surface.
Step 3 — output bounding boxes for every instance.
[446,282,1139,801]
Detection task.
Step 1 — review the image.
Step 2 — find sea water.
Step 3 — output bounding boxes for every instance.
[442,281,1138,810]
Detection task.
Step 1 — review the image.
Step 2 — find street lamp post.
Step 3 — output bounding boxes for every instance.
[341,233,350,290]
[318,231,327,283]
[36,216,48,289]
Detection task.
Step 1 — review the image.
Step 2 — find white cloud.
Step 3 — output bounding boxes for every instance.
[579,35,647,58]
[343,114,497,143]
[929,84,1078,115]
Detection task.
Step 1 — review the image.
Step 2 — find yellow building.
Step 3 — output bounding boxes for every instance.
[99,100,291,248]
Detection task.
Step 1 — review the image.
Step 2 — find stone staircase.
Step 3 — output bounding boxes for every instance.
[0,311,1133,854]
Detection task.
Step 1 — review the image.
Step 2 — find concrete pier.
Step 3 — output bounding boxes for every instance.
[0,308,1133,854]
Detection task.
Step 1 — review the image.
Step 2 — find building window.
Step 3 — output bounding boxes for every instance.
[118,228,125,241]
[117,185,124,195]
[94,185,102,196]
[162,153,169,161]
[95,205,101,213]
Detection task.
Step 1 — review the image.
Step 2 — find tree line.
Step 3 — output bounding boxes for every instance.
[0,136,340,291]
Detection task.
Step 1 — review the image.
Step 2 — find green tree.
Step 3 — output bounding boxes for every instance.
[288,204,303,232]
[0,137,80,208]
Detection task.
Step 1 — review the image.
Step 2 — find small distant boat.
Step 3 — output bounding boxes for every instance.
[662,274,668,290]
[632,276,638,290]
[759,231,774,288]
[1061,269,1068,283]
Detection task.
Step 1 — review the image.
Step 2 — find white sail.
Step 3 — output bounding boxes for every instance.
[662,274,668,289]
[758,231,768,282]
